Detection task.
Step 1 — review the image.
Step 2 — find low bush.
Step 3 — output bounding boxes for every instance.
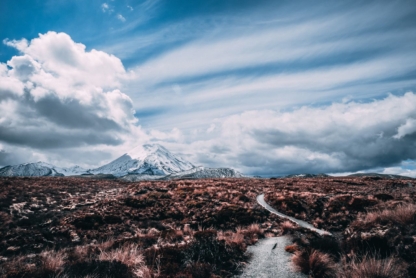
[292,249,338,278]
[340,254,406,278]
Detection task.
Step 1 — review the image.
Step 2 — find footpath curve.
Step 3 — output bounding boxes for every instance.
[256,194,332,237]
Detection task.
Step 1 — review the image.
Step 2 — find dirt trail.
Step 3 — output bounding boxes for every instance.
[257,194,332,236]
[238,236,306,278]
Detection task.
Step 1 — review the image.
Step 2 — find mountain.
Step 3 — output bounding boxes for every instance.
[90,144,195,177]
[0,162,64,177]
[284,173,329,178]
[347,173,413,180]
[53,165,88,176]
[162,166,244,180]
[0,144,243,179]
[0,162,88,177]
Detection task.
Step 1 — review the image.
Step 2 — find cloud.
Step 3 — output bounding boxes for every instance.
[178,93,416,175]
[117,14,126,22]
[101,3,109,12]
[394,118,416,139]
[0,32,144,163]
[116,1,416,137]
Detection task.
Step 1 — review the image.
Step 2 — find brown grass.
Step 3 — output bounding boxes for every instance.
[1,176,415,277]
[281,220,296,234]
[285,244,299,253]
[98,243,144,269]
[40,249,67,273]
[292,249,338,278]
[340,254,405,278]
[357,203,416,227]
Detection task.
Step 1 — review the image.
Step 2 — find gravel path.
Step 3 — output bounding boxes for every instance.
[238,236,307,278]
[257,194,332,236]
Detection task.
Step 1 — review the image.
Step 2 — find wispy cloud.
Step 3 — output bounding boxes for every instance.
[117,14,126,22]
[101,3,109,13]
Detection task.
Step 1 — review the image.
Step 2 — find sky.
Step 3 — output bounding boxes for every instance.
[1,0,416,177]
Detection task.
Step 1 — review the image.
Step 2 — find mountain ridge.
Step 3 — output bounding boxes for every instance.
[0,144,243,180]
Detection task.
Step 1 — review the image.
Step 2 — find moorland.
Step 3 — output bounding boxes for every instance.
[0,176,415,277]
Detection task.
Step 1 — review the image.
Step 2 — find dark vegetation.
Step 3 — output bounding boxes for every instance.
[0,176,414,277]
[265,177,416,277]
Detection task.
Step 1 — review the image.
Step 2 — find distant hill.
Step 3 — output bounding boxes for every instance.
[347,173,413,180]
[284,173,329,178]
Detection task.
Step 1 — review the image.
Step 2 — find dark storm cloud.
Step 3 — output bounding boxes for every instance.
[0,125,122,149]
[34,96,121,130]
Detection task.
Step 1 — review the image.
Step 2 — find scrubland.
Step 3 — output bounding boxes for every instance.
[0,176,415,277]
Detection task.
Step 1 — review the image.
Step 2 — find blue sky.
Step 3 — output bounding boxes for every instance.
[1,0,416,177]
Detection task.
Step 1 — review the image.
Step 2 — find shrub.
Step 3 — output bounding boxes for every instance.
[358,203,416,227]
[40,249,67,273]
[292,249,338,278]
[64,260,134,278]
[285,244,298,253]
[98,243,144,269]
[281,221,296,234]
[340,254,405,278]
[309,236,341,260]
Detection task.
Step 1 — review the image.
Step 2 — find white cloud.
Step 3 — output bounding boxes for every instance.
[207,124,215,133]
[117,14,126,22]
[101,3,109,12]
[149,128,183,142]
[0,32,146,167]
[174,93,416,175]
[394,118,416,139]
[127,5,133,11]
[3,38,28,52]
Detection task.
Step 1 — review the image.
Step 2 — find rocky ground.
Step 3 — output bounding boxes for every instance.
[0,176,415,277]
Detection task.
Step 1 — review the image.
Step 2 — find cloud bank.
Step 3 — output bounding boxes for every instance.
[173,93,416,176]
[0,32,144,166]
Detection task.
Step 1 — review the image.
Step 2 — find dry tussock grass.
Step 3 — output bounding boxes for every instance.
[40,249,67,273]
[292,249,338,278]
[98,243,144,269]
[357,203,416,226]
[340,254,405,278]
[281,220,296,234]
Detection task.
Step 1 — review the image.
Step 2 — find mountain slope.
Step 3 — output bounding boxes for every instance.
[0,162,64,177]
[90,144,194,177]
[347,173,413,179]
[284,173,329,178]
[163,166,244,180]
[54,166,88,176]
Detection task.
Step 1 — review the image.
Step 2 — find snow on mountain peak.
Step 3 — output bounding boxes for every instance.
[126,144,168,160]
[91,143,195,177]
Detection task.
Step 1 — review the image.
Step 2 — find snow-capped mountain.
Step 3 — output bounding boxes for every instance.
[90,144,195,177]
[163,166,244,179]
[0,162,64,177]
[0,144,243,179]
[54,165,88,176]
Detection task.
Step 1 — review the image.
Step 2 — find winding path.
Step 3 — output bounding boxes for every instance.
[257,194,332,237]
[238,236,307,278]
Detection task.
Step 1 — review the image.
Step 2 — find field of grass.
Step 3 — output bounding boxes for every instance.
[0,176,415,277]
